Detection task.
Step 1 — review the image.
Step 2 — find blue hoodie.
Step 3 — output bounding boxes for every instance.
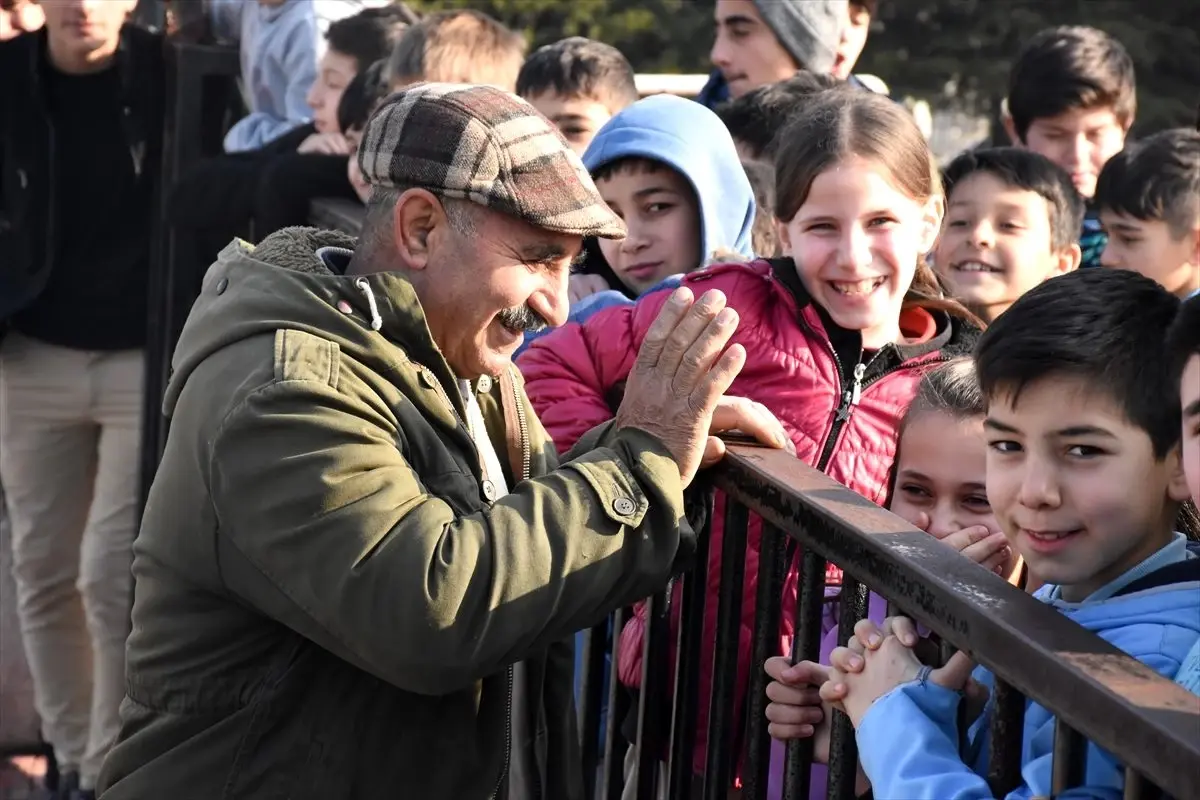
[516,94,754,355]
[854,534,1200,800]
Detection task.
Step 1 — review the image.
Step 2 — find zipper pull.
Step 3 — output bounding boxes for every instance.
[850,362,866,406]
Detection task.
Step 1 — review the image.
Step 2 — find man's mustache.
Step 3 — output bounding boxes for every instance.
[497,305,549,334]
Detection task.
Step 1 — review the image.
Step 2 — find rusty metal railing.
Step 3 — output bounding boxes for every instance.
[579,445,1200,799]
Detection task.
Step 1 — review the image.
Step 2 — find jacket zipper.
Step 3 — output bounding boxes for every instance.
[491,374,536,800]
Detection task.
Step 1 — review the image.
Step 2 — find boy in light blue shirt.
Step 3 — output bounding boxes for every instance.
[212,0,376,152]
[777,269,1199,799]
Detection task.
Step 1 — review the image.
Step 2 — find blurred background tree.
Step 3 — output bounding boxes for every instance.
[412,0,1199,136]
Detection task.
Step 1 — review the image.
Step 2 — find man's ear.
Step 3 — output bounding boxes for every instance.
[392,188,444,271]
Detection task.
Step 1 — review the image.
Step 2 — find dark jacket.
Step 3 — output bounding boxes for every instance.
[0,24,165,323]
[96,228,695,799]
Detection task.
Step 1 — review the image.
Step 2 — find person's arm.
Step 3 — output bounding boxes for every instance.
[850,640,1124,799]
[209,376,691,697]
[222,17,318,152]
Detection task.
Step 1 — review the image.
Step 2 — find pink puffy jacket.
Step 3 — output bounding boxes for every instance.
[517,259,975,782]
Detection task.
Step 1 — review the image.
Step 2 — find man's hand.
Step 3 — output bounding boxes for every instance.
[614,288,748,487]
[568,274,611,303]
[298,132,352,155]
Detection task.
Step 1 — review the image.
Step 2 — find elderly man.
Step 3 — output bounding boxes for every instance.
[97,84,787,798]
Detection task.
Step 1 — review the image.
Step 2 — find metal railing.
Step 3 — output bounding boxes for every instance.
[577,444,1200,799]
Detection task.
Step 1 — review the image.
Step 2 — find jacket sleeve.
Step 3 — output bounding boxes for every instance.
[207,376,691,697]
[519,297,665,455]
[856,677,1124,800]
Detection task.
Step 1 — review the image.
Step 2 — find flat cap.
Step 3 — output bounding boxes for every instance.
[358,82,626,239]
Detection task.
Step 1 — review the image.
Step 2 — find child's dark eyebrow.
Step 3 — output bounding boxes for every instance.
[1184,399,1200,418]
[983,418,1019,433]
[1053,425,1117,439]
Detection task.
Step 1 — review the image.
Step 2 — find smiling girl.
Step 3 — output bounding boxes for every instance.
[520,86,982,790]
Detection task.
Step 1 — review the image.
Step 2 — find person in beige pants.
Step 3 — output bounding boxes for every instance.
[0,2,162,796]
[0,333,142,791]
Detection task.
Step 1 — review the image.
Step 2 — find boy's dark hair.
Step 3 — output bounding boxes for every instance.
[338,60,389,135]
[1094,128,1200,238]
[516,37,638,113]
[326,4,419,71]
[387,9,526,91]
[1167,294,1200,386]
[591,156,675,184]
[975,269,1183,458]
[943,147,1085,251]
[1006,26,1136,142]
[715,71,842,161]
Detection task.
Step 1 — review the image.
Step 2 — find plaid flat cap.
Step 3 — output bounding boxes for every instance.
[358,83,626,239]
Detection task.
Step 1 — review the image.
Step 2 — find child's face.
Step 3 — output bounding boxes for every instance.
[596,164,701,295]
[984,375,1188,601]
[307,50,358,135]
[891,411,1014,576]
[934,171,1077,322]
[1018,106,1127,199]
[525,91,614,157]
[710,0,798,98]
[1182,354,1200,504]
[779,156,942,350]
[1099,212,1200,298]
[832,1,872,80]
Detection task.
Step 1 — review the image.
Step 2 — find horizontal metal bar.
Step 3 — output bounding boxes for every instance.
[712,446,1200,799]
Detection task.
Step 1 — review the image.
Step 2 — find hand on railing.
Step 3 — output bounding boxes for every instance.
[614,287,791,487]
[823,617,986,729]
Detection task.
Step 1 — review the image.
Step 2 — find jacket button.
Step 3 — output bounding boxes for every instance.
[215,277,229,295]
[419,370,436,388]
[477,375,492,393]
[482,480,497,501]
[612,497,636,516]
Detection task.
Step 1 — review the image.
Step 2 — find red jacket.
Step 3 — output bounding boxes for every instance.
[518,259,976,781]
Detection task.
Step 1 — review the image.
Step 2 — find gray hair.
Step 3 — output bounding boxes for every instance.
[363,185,478,248]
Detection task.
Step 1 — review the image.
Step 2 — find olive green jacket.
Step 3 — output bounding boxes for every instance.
[97,229,692,799]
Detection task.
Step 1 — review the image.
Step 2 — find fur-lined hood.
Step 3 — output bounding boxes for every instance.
[164,227,453,417]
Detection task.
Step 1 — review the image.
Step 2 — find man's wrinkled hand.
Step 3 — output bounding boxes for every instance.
[614,288,746,488]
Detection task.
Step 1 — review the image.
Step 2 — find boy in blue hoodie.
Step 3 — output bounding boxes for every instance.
[516,92,755,355]
[806,268,1199,799]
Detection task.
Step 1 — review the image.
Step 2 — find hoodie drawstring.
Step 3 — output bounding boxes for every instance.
[354,278,383,331]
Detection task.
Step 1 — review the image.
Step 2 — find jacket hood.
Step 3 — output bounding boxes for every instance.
[163,227,448,417]
[582,94,756,261]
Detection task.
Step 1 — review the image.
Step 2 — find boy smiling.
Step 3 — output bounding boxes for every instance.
[815,269,1200,799]
[934,147,1083,322]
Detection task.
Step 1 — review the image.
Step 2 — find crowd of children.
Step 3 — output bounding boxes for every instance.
[502,7,1197,800]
